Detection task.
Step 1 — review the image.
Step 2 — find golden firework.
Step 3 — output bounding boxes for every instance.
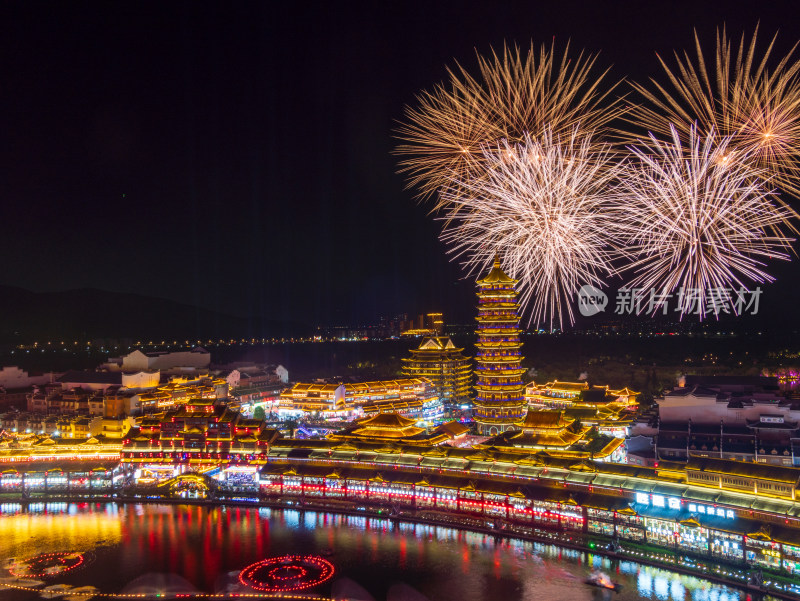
[615,126,797,319]
[395,41,624,209]
[627,25,800,197]
[440,127,625,329]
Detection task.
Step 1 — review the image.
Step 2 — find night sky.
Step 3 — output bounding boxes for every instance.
[3,1,800,329]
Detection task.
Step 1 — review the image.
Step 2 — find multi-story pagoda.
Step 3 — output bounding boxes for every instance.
[473,255,526,436]
[401,334,472,415]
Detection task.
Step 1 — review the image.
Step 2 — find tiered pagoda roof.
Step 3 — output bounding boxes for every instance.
[476,258,518,285]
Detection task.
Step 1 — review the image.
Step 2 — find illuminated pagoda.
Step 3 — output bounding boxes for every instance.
[473,255,526,436]
[401,330,472,416]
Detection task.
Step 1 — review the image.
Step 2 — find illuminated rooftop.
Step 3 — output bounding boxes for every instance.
[476,255,517,286]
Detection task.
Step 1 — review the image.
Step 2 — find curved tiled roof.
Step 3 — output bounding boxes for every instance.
[517,410,574,430]
[476,255,517,285]
[358,413,418,428]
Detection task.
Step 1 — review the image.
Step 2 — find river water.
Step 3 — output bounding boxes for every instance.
[0,503,750,601]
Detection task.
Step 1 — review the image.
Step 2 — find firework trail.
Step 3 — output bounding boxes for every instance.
[440,128,624,329]
[395,41,624,208]
[615,125,796,318]
[627,25,800,198]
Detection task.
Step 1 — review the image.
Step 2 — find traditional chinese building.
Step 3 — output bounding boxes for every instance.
[654,376,800,465]
[278,378,441,421]
[327,412,469,446]
[526,381,640,438]
[491,411,587,448]
[401,335,471,414]
[136,377,226,414]
[121,400,279,484]
[0,431,122,462]
[473,256,526,435]
[477,409,626,460]
[527,381,638,408]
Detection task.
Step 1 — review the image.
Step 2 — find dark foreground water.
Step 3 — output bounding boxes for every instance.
[0,503,753,601]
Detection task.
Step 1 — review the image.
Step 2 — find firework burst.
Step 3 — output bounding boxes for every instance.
[616,125,796,318]
[395,41,624,208]
[627,25,800,197]
[440,128,624,329]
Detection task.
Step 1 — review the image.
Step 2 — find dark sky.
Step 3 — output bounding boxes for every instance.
[2,0,800,329]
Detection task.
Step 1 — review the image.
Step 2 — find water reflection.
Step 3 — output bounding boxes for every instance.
[0,504,757,601]
[0,503,122,559]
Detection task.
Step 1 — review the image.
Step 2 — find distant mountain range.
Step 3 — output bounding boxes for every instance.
[0,286,311,343]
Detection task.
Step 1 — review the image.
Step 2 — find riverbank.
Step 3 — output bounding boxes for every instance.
[2,491,797,601]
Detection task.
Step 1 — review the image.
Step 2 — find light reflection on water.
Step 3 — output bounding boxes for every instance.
[0,503,760,601]
[0,503,122,559]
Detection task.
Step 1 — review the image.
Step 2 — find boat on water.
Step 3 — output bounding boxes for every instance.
[584,571,623,593]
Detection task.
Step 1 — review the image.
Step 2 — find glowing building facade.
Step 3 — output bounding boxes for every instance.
[121,400,279,486]
[135,377,228,414]
[527,381,639,410]
[401,336,472,414]
[473,256,526,435]
[479,409,627,461]
[327,412,469,446]
[278,378,441,422]
[525,381,640,439]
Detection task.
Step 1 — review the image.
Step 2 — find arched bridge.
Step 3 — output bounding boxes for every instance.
[157,472,221,499]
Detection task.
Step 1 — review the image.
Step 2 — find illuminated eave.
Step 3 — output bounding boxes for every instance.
[476,298,517,306]
[476,315,520,320]
[477,296,518,302]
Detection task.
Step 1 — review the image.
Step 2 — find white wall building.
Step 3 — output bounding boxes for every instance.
[121,371,161,389]
[657,376,799,426]
[222,364,288,389]
[0,366,54,389]
[121,347,211,371]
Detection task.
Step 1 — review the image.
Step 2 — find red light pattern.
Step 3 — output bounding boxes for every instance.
[238,555,334,592]
[8,552,85,578]
[268,566,307,581]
